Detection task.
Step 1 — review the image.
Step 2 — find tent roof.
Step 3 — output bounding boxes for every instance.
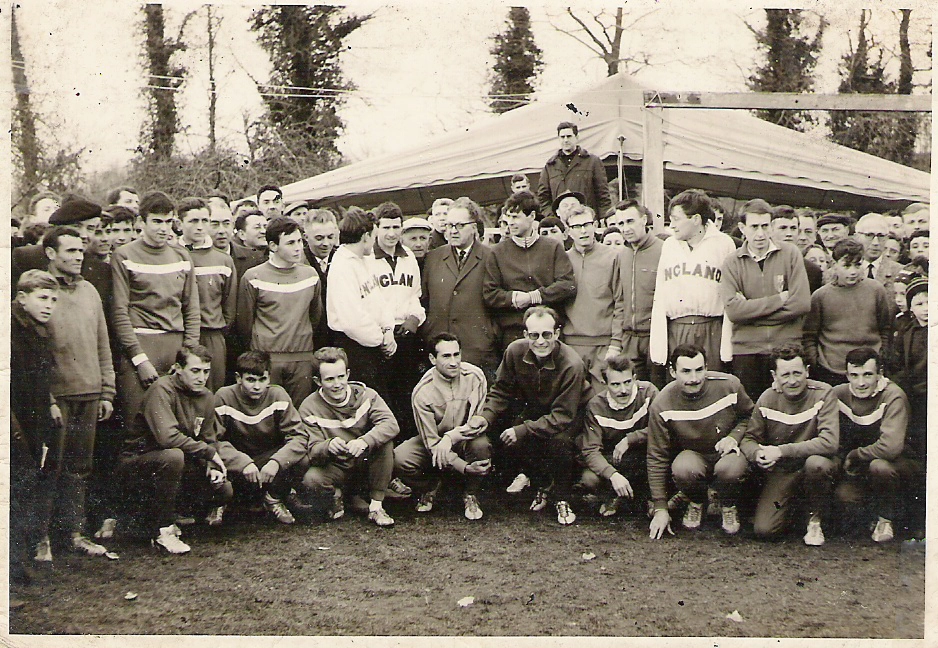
[282,73,930,215]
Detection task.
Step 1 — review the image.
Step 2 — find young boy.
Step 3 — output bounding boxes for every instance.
[214,351,311,525]
[11,271,60,578]
[802,239,892,386]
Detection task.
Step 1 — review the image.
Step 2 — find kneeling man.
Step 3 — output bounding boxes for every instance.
[299,347,400,527]
[394,333,492,520]
[474,306,593,525]
[214,351,311,525]
[647,344,753,539]
[740,343,838,546]
[116,345,232,554]
[576,353,658,517]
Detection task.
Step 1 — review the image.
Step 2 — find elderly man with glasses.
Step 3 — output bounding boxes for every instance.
[472,306,594,525]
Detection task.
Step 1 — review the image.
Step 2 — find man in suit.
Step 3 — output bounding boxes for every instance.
[303,208,340,347]
[855,213,904,296]
[421,197,499,380]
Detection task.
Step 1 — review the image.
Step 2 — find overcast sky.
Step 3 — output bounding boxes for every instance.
[14,1,933,176]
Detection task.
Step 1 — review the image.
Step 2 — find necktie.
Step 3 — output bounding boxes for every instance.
[867,263,875,279]
[456,249,467,268]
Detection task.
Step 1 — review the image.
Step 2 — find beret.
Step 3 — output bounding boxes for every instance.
[49,198,102,225]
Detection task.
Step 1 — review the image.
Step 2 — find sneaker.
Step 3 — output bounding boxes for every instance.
[682,502,704,530]
[95,518,117,539]
[599,495,624,518]
[263,494,295,525]
[706,488,722,516]
[174,514,196,527]
[668,490,690,512]
[385,478,413,500]
[530,489,549,512]
[804,514,825,546]
[34,537,53,563]
[154,526,191,554]
[872,517,895,543]
[72,535,108,556]
[556,500,576,525]
[416,491,435,513]
[721,505,740,535]
[507,473,531,493]
[286,489,314,513]
[328,488,345,520]
[368,505,395,527]
[167,523,182,537]
[464,494,483,520]
[205,505,226,527]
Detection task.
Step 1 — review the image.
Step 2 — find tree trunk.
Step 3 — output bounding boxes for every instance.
[207,6,218,152]
[12,9,39,190]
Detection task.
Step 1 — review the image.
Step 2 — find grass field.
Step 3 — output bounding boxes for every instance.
[9,488,925,639]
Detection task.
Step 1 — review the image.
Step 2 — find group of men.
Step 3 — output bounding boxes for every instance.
[9,123,929,579]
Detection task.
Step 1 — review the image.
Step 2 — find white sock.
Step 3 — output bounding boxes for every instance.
[369,499,383,512]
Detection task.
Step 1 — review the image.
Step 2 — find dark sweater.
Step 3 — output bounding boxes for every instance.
[11,303,56,458]
[578,382,658,480]
[214,384,304,471]
[802,279,892,376]
[832,380,909,463]
[482,236,576,331]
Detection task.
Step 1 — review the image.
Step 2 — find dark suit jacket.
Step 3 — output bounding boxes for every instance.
[804,257,823,294]
[231,242,266,283]
[304,244,335,346]
[421,240,499,373]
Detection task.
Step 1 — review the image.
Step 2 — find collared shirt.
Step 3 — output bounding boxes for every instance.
[606,382,638,411]
[374,241,408,272]
[743,239,780,264]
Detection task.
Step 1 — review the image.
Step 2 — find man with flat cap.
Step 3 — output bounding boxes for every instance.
[401,217,433,272]
[537,121,611,220]
[552,190,586,227]
[816,213,853,258]
[12,196,112,308]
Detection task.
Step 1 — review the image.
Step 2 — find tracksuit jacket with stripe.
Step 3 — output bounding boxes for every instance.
[110,239,201,362]
[187,244,237,331]
[237,261,322,361]
[578,382,658,481]
[611,232,663,344]
[214,384,305,472]
[646,372,754,508]
[295,383,400,465]
[831,379,909,463]
[739,380,839,471]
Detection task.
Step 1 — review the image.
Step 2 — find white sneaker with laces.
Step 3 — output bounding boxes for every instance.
[555,500,576,525]
[872,517,894,543]
[506,473,531,494]
[263,494,295,525]
[154,526,191,554]
[205,505,226,527]
[721,505,740,535]
[464,494,483,520]
[72,534,108,556]
[95,518,117,539]
[368,505,395,527]
[385,478,413,500]
[683,502,704,529]
[416,491,435,513]
[804,514,825,546]
[530,489,549,512]
[34,537,53,563]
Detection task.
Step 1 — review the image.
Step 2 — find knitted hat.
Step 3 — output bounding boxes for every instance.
[49,197,102,225]
[905,276,929,307]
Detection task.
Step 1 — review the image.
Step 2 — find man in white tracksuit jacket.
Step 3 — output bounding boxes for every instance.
[650,189,737,373]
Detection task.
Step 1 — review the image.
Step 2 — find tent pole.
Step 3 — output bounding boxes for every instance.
[617,135,625,204]
[642,106,665,232]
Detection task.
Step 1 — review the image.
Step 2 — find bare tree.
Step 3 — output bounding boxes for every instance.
[206,5,221,152]
[549,7,656,76]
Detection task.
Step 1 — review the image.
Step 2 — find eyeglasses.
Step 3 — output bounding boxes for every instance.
[568,222,594,231]
[525,330,556,341]
[446,222,475,231]
[856,232,888,239]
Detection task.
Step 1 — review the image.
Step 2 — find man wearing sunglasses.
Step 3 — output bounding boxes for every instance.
[472,306,594,525]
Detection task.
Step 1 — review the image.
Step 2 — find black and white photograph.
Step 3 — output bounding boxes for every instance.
[4,0,932,643]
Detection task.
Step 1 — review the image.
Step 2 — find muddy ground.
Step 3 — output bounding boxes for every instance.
[9,491,925,638]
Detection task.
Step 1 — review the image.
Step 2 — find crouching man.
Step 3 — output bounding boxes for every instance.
[576,353,658,518]
[832,347,914,543]
[393,333,492,520]
[299,347,400,527]
[474,306,594,526]
[739,343,838,546]
[647,344,753,539]
[214,351,311,525]
[115,345,232,554]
